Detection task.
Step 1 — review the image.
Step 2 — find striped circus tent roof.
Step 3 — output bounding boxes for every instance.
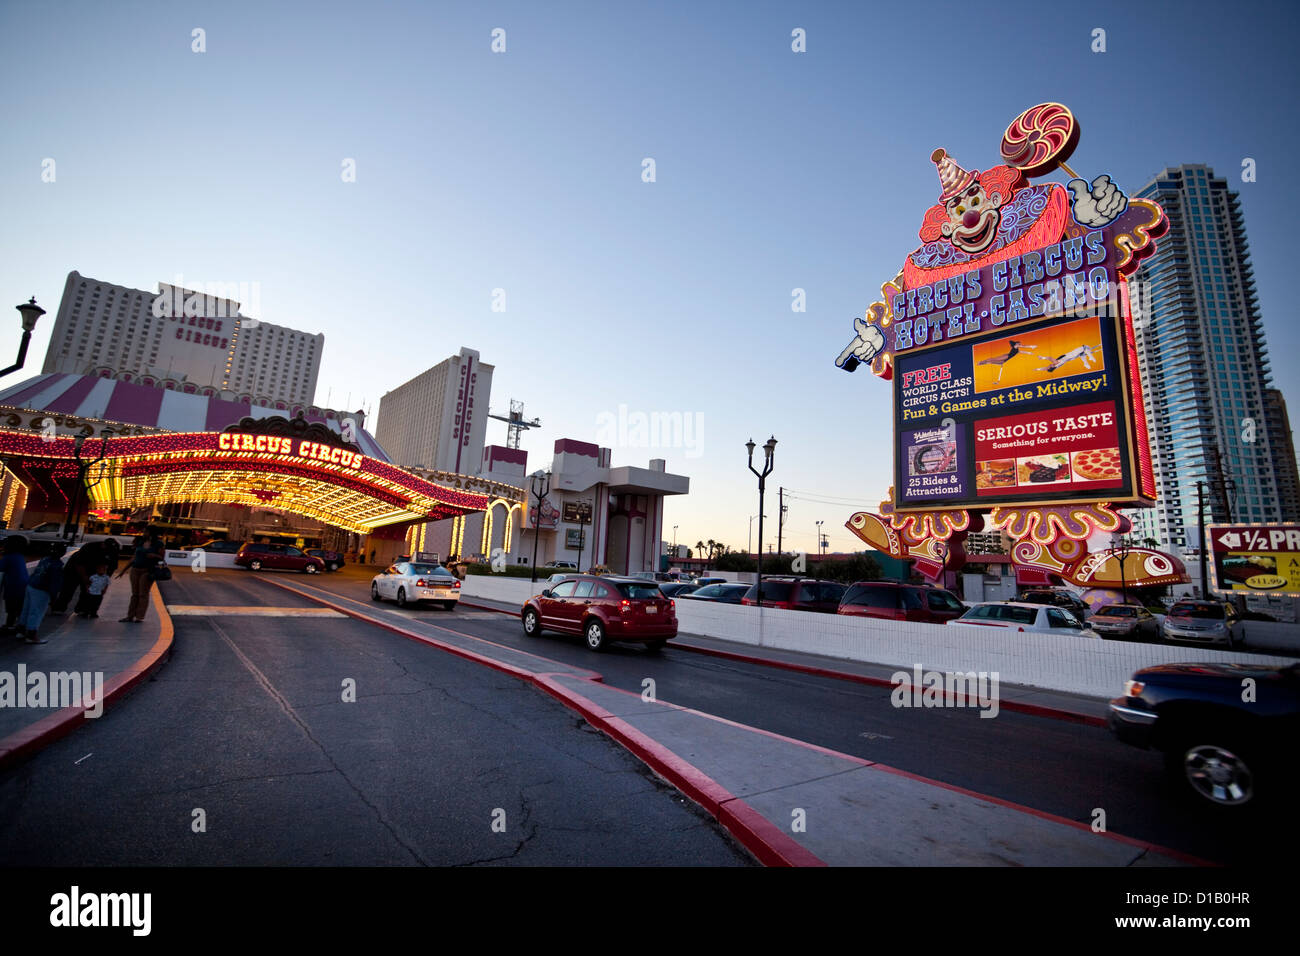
[0,372,392,462]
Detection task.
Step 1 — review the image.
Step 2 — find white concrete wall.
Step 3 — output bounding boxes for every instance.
[459,575,1296,698]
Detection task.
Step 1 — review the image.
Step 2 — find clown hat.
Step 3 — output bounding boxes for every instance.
[931,148,977,202]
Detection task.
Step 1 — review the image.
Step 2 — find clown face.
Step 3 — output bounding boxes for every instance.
[941,182,1004,254]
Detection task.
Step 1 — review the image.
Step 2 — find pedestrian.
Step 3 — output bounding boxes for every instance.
[117,528,164,623]
[19,543,66,644]
[370,548,376,564]
[75,562,113,617]
[49,540,105,616]
[0,535,29,635]
[103,537,121,573]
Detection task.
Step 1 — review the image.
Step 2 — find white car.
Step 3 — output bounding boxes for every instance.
[371,561,461,610]
[948,601,1100,638]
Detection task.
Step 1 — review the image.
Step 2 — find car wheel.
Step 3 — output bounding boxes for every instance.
[305,563,320,574]
[522,608,540,636]
[249,559,262,571]
[584,618,607,652]
[396,588,409,609]
[328,562,339,572]
[1165,733,1257,808]
[371,583,382,602]
[441,601,456,611]
[646,640,667,653]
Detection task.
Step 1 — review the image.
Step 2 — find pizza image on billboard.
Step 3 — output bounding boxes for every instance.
[1071,447,1122,481]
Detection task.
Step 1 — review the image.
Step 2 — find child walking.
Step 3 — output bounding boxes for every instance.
[76,563,112,618]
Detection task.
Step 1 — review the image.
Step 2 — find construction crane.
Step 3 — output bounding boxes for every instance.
[488,399,541,449]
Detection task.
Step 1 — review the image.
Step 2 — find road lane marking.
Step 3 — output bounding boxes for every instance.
[166,606,346,617]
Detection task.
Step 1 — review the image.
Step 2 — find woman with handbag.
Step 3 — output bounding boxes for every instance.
[117,529,166,623]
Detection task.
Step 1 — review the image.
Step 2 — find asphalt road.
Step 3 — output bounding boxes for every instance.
[297,566,1277,866]
[0,570,753,866]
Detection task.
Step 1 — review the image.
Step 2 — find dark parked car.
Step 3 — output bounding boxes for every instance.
[235,542,326,574]
[679,583,750,604]
[1089,603,1161,641]
[521,575,678,652]
[658,582,699,598]
[1109,661,1300,809]
[838,582,966,623]
[306,548,344,571]
[740,578,845,612]
[1015,587,1092,620]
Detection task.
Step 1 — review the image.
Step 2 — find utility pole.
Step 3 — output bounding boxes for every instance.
[1196,480,1208,598]
[777,487,785,555]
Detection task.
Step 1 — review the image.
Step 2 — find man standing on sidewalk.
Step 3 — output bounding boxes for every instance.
[116,529,164,624]
[1,535,30,634]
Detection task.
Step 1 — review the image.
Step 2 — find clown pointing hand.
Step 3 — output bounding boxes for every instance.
[837,316,886,371]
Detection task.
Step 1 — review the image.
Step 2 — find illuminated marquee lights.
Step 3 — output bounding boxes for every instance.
[0,427,492,534]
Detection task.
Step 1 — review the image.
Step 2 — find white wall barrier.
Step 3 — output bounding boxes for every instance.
[460,575,1296,698]
[164,548,240,569]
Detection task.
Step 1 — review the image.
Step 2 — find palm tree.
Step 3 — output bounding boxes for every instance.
[696,540,705,570]
[1142,537,1158,550]
[706,539,716,570]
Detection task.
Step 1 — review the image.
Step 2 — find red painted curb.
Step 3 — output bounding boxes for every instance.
[0,587,175,771]
[461,598,1106,728]
[273,580,827,867]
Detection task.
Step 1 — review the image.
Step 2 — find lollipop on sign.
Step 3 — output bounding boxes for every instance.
[1001,102,1128,228]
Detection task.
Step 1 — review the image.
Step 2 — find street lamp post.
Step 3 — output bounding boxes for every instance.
[746,436,777,608]
[815,520,824,560]
[529,469,551,584]
[64,429,112,542]
[1112,533,1133,605]
[2,298,45,380]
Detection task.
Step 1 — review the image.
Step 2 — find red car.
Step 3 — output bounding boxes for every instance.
[837,581,966,623]
[521,575,677,652]
[235,542,326,574]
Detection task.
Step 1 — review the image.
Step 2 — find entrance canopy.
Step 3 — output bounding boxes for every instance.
[0,428,491,534]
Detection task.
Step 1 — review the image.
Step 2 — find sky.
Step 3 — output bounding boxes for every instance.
[2,0,1298,557]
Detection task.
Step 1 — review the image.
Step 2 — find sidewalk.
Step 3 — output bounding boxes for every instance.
[274,579,1201,866]
[0,570,173,769]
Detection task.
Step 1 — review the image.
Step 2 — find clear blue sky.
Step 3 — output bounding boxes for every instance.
[2,0,1297,555]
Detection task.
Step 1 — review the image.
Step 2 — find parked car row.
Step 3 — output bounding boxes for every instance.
[183,539,347,574]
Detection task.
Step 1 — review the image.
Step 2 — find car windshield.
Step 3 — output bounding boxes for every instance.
[616,582,662,600]
[927,590,964,611]
[753,581,794,601]
[1171,603,1224,619]
[1099,606,1137,618]
[408,564,450,576]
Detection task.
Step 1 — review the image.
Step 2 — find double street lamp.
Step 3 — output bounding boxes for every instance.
[746,436,777,608]
[65,429,113,542]
[1112,533,1134,606]
[529,469,551,584]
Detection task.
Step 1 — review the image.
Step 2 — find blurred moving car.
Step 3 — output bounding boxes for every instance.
[658,582,699,598]
[838,582,965,623]
[1089,603,1161,641]
[371,561,462,609]
[235,542,325,574]
[1161,600,1244,648]
[521,575,677,651]
[679,583,750,604]
[545,572,579,586]
[1015,587,1093,620]
[740,578,845,612]
[183,539,243,554]
[544,561,578,570]
[306,548,344,571]
[950,602,1099,637]
[1109,661,1299,809]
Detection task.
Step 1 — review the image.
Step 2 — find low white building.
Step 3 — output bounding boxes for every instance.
[404,438,688,574]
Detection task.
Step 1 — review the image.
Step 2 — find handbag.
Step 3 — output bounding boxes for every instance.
[150,563,173,581]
